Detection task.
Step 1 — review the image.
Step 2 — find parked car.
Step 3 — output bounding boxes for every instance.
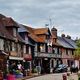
[53,64,67,73]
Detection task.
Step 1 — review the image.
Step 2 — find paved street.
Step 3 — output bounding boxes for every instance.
[26,73,78,80]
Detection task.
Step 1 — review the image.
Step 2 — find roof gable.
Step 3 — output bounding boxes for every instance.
[34,28,51,35]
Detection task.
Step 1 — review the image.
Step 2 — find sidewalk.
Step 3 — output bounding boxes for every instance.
[67,73,78,80]
[16,73,78,80]
[16,73,41,80]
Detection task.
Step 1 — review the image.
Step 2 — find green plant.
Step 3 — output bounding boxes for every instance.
[33,68,37,73]
[15,70,21,74]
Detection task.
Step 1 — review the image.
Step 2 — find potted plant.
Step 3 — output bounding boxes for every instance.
[33,68,38,76]
[15,70,23,78]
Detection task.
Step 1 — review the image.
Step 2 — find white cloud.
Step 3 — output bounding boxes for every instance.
[0,0,80,39]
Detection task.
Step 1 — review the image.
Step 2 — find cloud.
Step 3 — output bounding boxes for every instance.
[0,0,80,39]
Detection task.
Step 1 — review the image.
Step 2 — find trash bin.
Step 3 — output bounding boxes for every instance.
[78,71,80,80]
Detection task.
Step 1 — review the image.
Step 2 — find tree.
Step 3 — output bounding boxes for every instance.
[74,39,80,59]
[76,39,80,48]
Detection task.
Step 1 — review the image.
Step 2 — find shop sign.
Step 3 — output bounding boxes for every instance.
[10,51,17,56]
[37,53,55,58]
[35,52,62,58]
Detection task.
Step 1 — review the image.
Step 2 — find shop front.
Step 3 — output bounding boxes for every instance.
[0,50,8,79]
[24,54,32,75]
[34,52,56,74]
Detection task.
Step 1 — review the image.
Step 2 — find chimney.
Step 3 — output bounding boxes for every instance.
[66,35,71,39]
[61,34,65,37]
[51,27,57,37]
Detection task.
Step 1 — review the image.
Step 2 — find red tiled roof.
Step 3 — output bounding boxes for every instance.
[2,17,19,28]
[0,19,14,40]
[23,26,46,42]
[24,26,34,33]
[28,34,45,43]
[34,28,48,35]
[0,14,24,43]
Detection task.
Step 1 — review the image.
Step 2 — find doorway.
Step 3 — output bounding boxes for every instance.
[42,58,50,74]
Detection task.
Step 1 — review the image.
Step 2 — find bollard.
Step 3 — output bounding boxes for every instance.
[67,72,72,80]
[77,71,80,80]
[78,71,80,80]
[7,74,16,80]
[62,73,67,80]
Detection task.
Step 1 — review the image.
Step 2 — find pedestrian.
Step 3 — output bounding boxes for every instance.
[9,62,17,74]
[17,62,23,72]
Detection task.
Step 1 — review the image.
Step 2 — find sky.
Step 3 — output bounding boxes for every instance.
[0,0,80,39]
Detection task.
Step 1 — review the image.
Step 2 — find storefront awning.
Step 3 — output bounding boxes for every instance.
[9,56,23,60]
[24,54,32,61]
[0,50,8,56]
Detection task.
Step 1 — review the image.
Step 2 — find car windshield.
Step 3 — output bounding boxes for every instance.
[58,64,66,68]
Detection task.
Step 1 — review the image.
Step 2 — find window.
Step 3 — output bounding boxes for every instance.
[12,42,15,51]
[13,28,17,37]
[23,45,26,54]
[35,44,37,52]
[24,61,30,69]
[53,48,57,54]
[59,48,62,55]
[25,35,28,44]
[40,44,45,52]
[72,50,74,55]
[66,49,68,55]
[29,46,31,54]
[48,46,52,53]
[4,40,9,52]
[0,39,4,50]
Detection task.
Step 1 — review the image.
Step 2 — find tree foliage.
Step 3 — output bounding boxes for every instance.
[74,39,80,59]
[76,39,80,47]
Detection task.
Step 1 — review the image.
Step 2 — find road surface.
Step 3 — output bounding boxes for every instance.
[26,73,78,80]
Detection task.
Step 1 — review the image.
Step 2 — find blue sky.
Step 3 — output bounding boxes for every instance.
[0,0,80,39]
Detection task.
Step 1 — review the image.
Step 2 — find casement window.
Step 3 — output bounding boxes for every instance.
[29,46,31,54]
[17,44,23,57]
[25,35,28,44]
[66,49,68,55]
[15,43,18,52]
[4,40,9,52]
[21,44,23,57]
[59,48,62,55]
[34,44,37,52]
[13,28,17,37]
[12,42,15,51]
[48,45,52,53]
[23,45,26,54]
[53,48,57,54]
[17,44,21,56]
[0,39,4,50]
[72,50,74,55]
[40,44,45,52]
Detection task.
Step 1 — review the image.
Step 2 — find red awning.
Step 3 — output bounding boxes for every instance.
[24,54,32,61]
